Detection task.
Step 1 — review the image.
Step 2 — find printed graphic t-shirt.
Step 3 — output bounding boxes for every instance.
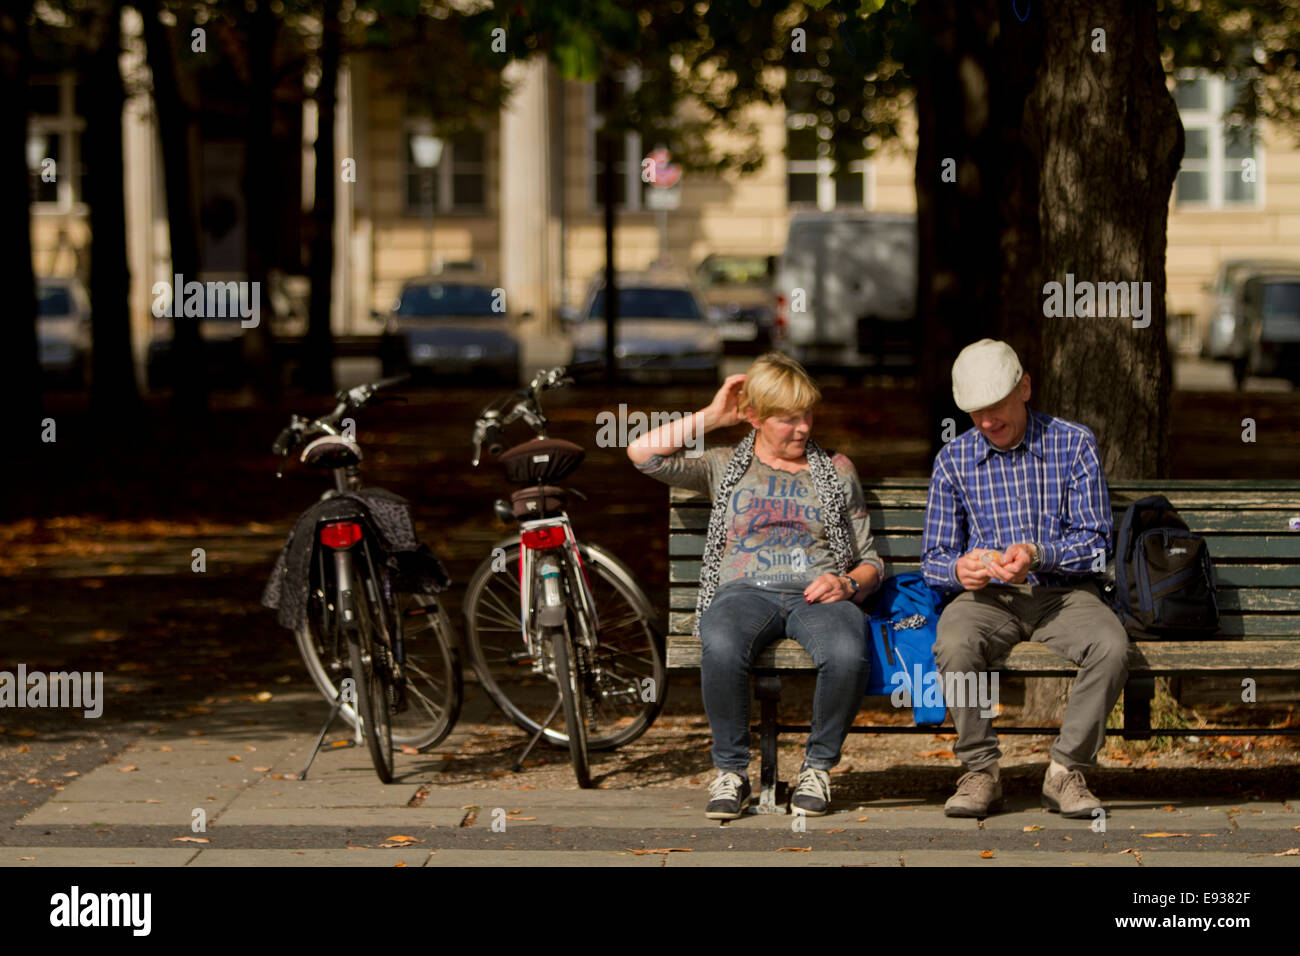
[636,444,884,593]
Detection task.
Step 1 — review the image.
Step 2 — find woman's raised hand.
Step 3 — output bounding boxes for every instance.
[702,374,747,429]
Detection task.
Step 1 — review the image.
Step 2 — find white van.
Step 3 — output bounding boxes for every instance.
[772,211,917,369]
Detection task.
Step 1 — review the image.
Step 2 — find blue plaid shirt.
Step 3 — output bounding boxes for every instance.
[921,409,1111,593]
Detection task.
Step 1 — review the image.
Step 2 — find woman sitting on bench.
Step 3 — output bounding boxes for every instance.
[628,351,882,818]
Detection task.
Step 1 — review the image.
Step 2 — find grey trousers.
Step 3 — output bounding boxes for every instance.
[933,581,1129,773]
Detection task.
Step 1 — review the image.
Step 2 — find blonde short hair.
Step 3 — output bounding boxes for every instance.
[739,351,821,420]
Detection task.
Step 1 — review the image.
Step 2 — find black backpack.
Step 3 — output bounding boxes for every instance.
[1110,495,1220,639]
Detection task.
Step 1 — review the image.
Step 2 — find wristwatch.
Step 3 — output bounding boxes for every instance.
[1028,543,1043,572]
[840,574,860,598]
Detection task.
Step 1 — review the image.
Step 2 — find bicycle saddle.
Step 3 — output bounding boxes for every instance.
[500,438,584,484]
[300,435,363,470]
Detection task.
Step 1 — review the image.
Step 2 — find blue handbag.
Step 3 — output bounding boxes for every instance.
[864,573,948,725]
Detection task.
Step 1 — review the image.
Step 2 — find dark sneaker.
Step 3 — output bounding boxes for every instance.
[1042,768,1101,819]
[705,771,751,820]
[943,769,1003,818]
[791,766,832,816]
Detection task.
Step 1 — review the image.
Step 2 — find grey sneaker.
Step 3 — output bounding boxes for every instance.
[705,771,751,820]
[791,766,831,816]
[1042,768,1101,818]
[943,768,1003,818]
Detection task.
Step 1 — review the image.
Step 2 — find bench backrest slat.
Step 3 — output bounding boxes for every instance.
[667,480,1300,654]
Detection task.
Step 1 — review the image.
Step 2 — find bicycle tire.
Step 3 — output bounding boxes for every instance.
[350,576,395,782]
[296,583,461,750]
[552,627,592,788]
[463,539,666,750]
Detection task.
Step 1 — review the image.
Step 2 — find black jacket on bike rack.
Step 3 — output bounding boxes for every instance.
[261,488,450,630]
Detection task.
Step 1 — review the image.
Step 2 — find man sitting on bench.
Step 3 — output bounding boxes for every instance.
[921,338,1129,819]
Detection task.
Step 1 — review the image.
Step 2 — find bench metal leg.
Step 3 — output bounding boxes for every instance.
[753,676,786,814]
[1122,677,1154,741]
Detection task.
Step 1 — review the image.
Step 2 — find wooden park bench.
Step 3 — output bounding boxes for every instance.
[666,478,1300,812]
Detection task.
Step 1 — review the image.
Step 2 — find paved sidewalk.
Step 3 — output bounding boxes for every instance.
[4,698,1298,867]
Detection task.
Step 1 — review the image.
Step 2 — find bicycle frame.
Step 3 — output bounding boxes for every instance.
[516,515,600,660]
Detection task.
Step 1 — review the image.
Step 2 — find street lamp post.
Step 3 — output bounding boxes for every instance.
[410,129,444,272]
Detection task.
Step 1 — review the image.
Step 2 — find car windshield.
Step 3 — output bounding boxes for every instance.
[396,283,498,317]
[1260,281,1300,317]
[698,257,771,288]
[587,287,703,320]
[38,285,73,317]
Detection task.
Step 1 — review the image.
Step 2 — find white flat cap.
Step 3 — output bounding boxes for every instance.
[952,339,1024,412]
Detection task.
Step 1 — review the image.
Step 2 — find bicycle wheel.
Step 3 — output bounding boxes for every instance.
[351,576,395,782]
[552,627,592,788]
[463,539,666,750]
[296,584,460,750]
[390,594,463,749]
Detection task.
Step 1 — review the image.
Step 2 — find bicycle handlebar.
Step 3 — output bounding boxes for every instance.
[273,376,409,473]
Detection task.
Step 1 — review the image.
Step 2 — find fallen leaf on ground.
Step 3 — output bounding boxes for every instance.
[857,816,869,822]
[227,755,242,762]
[15,745,29,753]
[384,835,421,844]
[1023,825,1043,832]
[253,766,271,772]
[979,851,995,859]
[914,749,955,759]
[146,799,161,804]
[777,846,812,852]
[18,856,34,861]
[255,691,272,702]
[1159,805,1176,811]
[509,817,537,821]
[399,745,419,755]
[826,828,846,833]
[117,765,138,773]
[159,746,173,752]
[169,837,209,844]
[1274,848,1300,856]
[1141,832,1192,838]
[393,862,407,867]
[629,848,693,855]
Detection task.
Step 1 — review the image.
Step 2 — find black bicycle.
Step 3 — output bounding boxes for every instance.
[268,376,462,782]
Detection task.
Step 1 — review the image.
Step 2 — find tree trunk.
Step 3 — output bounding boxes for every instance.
[0,0,41,446]
[84,0,139,420]
[242,0,281,403]
[139,0,207,413]
[914,0,1043,460]
[302,0,339,394]
[1020,0,1182,724]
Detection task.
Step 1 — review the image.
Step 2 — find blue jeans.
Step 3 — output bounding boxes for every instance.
[698,583,869,773]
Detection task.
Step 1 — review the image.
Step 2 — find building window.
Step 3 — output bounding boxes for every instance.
[785,70,867,210]
[403,108,487,214]
[28,74,85,210]
[589,68,645,211]
[1173,73,1260,208]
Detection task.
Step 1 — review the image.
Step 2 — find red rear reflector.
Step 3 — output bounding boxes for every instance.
[319,521,363,548]
[521,526,566,550]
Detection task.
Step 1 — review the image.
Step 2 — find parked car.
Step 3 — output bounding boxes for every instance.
[37,276,92,388]
[1226,270,1300,387]
[567,270,723,382]
[772,211,917,370]
[694,253,777,350]
[1200,258,1300,360]
[379,276,519,385]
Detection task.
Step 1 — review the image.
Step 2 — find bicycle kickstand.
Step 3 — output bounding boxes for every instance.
[296,689,355,780]
[512,696,563,772]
